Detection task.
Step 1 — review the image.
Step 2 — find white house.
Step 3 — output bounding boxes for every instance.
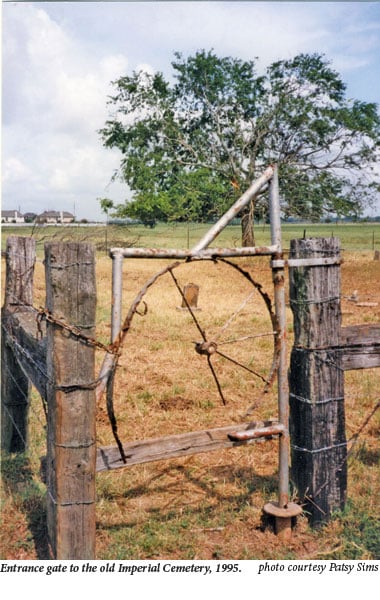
[37,210,75,224]
[1,210,25,223]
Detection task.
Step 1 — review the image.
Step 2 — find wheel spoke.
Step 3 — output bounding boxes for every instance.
[207,355,227,406]
[169,267,207,341]
[215,349,269,384]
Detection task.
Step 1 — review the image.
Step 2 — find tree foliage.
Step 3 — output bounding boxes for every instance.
[100,50,380,242]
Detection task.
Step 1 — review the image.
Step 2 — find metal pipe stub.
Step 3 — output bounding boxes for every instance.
[263,501,303,540]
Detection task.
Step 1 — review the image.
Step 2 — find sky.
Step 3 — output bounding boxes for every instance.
[2,1,380,221]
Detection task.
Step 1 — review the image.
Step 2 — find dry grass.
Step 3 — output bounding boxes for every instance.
[1,229,379,560]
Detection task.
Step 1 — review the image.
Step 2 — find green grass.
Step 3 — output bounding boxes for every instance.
[1,219,379,560]
[2,221,380,255]
[326,500,380,559]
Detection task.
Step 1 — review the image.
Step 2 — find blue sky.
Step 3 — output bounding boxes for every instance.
[2,1,380,220]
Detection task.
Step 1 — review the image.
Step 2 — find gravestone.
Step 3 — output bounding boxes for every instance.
[177,283,201,311]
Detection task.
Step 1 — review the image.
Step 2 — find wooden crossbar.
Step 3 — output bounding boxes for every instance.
[340,324,380,370]
[96,420,282,472]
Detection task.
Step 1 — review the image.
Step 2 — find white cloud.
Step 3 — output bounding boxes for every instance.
[2,3,131,219]
[3,157,32,184]
[2,2,380,219]
[333,57,371,73]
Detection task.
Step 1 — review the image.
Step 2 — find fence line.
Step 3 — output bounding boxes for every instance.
[2,175,379,557]
[2,236,97,559]
[2,232,379,556]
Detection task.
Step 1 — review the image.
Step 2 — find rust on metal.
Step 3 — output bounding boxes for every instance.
[109,245,279,260]
[218,258,281,402]
[263,501,303,541]
[100,164,302,537]
[194,340,218,356]
[263,501,303,518]
[227,423,285,441]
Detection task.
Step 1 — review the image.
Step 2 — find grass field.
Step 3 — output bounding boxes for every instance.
[1,222,379,559]
[2,220,380,253]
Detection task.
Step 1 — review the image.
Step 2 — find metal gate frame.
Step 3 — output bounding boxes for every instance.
[103,165,302,537]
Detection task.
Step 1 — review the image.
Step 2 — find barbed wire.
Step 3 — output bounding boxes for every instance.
[301,399,380,515]
[213,290,255,341]
[2,403,29,450]
[1,356,47,432]
[2,313,378,528]
[2,242,378,474]
[1,290,115,356]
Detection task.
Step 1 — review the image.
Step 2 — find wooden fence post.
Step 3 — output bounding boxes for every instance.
[45,242,97,559]
[288,238,347,526]
[1,236,36,452]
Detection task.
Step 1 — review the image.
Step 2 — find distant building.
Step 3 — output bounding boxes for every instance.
[1,210,25,223]
[36,210,75,224]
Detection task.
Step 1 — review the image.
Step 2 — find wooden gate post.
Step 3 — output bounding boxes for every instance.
[45,242,97,559]
[1,236,36,452]
[288,238,346,526]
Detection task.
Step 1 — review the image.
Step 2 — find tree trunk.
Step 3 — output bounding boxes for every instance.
[241,201,255,247]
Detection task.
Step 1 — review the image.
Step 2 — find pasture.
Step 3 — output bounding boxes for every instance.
[1,222,379,559]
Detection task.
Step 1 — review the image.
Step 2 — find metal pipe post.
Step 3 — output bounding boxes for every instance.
[269,165,282,249]
[264,165,302,539]
[191,166,274,253]
[111,251,124,343]
[269,165,289,509]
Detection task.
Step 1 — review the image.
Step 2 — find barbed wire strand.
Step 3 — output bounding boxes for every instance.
[1,347,47,442]
[2,403,29,450]
[213,290,255,341]
[299,399,380,514]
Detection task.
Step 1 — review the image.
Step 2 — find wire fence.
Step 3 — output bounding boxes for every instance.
[2,245,379,475]
[1,233,379,560]
[2,221,380,253]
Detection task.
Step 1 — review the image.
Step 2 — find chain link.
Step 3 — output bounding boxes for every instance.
[36,307,117,355]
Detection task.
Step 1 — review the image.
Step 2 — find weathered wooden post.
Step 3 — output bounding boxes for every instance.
[1,237,36,452]
[288,238,346,526]
[45,242,97,559]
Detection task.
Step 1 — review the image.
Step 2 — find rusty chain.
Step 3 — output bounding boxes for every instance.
[36,306,118,355]
[32,258,280,461]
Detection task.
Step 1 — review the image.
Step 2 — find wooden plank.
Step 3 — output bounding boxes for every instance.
[341,348,380,370]
[340,324,380,370]
[288,238,347,527]
[341,324,380,346]
[1,237,36,452]
[3,311,47,400]
[96,420,281,472]
[45,242,96,560]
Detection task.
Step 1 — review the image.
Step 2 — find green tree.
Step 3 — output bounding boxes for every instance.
[99,197,114,251]
[100,51,380,245]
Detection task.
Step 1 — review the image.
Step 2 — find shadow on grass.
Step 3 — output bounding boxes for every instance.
[95,462,282,559]
[356,444,380,467]
[96,462,278,529]
[1,453,50,559]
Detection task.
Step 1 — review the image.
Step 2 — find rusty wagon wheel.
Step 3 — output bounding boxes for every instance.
[103,257,281,461]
